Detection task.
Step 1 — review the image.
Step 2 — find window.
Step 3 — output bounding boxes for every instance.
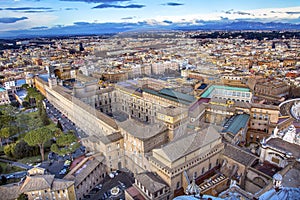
[202,167,205,174]
[176,181,180,189]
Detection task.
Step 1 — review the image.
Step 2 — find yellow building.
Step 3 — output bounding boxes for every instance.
[149,126,224,198]
[0,168,76,200]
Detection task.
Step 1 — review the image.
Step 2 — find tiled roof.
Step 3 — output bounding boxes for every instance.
[153,126,221,162]
[64,156,104,187]
[135,172,168,194]
[266,138,300,158]
[51,179,74,191]
[20,175,55,192]
[223,144,257,166]
[0,184,20,200]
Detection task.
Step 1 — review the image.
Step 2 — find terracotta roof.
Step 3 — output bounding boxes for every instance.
[64,156,104,187]
[126,186,146,200]
[266,138,300,158]
[51,179,74,191]
[135,172,168,194]
[20,175,54,192]
[223,144,258,166]
[0,184,20,200]
[153,126,221,162]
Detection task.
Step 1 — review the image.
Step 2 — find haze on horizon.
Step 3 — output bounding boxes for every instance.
[0,0,300,38]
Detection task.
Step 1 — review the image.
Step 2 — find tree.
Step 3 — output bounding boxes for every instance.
[17,193,28,200]
[51,132,79,156]
[40,107,50,126]
[4,143,15,157]
[0,175,7,185]
[13,140,39,159]
[24,127,53,161]
[0,127,15,146]
[56,120,63,131]
[0,112,14,130]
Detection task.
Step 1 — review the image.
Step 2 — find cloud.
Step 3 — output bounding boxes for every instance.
[60,0,130,3]
[93,4,145,9]
[224,10,251,15]
[31,26,48,30]
[65,8,78,10]
[286,11,300,15]
[162,2,184,6]
[74,21,91,25]
[4,7,52,11]
[0,17,28,23]
[234,11,251,16]
[22,10,56,13]
[163,20,173,24]
[121,17,134,20]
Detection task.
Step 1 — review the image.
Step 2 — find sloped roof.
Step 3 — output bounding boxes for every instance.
[136,172,168,194]
[20,175,54,192]
[153,126,221,162]
[64,156,103,187]
[0,184,20,200]
[52,179,74,191]
[222,114,250,135]
[223,144,258,166]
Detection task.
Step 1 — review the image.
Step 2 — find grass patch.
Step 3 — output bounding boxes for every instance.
[0,162,24,174]
[17,152,49,165]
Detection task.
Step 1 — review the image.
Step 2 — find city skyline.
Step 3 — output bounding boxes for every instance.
[0,0,300,38]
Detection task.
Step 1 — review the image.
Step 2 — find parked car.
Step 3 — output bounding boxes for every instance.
[109,172,114,178]
[95,184,102,190]
[119,181,126,188]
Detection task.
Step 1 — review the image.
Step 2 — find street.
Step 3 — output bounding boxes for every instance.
[85,170,134,200]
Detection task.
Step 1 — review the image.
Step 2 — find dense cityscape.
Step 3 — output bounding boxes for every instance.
[0,29,299,200]
[1,2,300,200]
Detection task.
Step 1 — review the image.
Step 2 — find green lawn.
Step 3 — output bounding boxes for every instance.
[17,152,49,165]
[0,162,24,174]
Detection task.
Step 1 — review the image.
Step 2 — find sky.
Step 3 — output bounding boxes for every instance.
[0,0,300,37]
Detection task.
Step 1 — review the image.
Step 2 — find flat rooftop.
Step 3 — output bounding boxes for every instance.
[201,85,250,98]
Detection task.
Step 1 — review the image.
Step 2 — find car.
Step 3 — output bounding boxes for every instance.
[119,181,126,188]
[112,170,118,176]
[95,184,102,189]
[59,168,67,175]
[102,193,108,199]
[109,172,114,178]
[6,174,14,179]
[90,188,99,194]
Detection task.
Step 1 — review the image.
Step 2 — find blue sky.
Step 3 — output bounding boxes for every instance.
[0,0,300,36]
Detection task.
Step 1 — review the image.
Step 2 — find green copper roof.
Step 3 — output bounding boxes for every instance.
[222,114,250,135]
[201,85,250,98]
[0,88,6,92]
[143,88,196,105]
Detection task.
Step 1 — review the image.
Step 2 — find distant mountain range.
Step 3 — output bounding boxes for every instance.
[2,20,300,39]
